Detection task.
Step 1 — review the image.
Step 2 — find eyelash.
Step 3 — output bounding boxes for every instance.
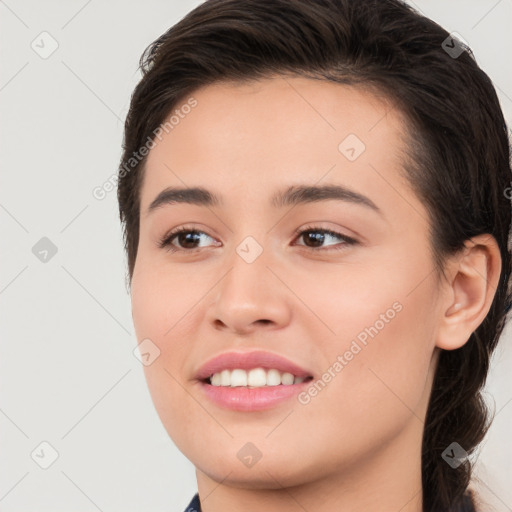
[158,224,358,253]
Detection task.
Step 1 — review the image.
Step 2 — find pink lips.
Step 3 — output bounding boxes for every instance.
[195,350,314,412]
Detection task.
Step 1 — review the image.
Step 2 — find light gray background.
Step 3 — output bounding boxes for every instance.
[1,1,511,511]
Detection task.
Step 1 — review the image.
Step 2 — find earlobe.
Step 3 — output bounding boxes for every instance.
[436,234,501,351]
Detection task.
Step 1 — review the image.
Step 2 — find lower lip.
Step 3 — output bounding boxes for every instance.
[199,380,312,412]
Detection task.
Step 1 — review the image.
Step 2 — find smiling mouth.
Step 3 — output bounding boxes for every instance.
[201,367,314,388]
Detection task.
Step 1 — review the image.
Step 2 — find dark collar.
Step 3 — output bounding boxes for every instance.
[183,493,201,512]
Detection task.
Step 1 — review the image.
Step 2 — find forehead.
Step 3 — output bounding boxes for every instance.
[148,76,404,159]
[140,76,420,221]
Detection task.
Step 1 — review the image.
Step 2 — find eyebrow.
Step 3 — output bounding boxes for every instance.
[145,183,381,216]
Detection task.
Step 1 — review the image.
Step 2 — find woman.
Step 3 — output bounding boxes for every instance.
[117,0,511,510]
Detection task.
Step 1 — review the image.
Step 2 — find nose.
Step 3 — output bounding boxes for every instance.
[207,244,293,335]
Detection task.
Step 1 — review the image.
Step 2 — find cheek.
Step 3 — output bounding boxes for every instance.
[288,295,436,478]
[292,246,438,422]
[130,263,205,447]
[130,260,190,391]
[130,254,207,341]
[130,254,220,402]
[325,315,436,444]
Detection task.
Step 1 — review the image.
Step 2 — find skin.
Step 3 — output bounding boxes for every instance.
[130,76,501,512]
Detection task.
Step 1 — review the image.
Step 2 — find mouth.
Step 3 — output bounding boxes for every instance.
[194,350,315,411]
[201,368,314,388]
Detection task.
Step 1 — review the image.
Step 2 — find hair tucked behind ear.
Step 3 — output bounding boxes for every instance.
[117,1,512,510]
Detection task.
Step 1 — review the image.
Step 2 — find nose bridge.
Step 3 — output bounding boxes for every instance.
[208,233,291,331]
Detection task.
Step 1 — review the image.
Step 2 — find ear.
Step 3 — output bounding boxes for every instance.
[436,234,502,351]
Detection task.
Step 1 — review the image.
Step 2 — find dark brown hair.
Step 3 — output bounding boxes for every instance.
[117,1,512,510]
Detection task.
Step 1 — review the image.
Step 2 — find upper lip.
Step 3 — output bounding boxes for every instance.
[195,350,313,381]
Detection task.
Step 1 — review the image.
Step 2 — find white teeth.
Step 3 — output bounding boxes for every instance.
[266,368,282,386]
[220,369,230,386]
[281,372,295,385]
[247,368,267,387]
[230,369,247,387]
[208,367,308,387]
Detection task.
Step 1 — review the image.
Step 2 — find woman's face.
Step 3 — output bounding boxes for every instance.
[130,76,444,489]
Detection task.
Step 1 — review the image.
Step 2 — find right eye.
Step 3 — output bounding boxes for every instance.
[158,227,220,252]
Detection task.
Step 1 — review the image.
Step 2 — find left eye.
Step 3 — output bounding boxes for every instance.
[158,226,357,252]
[294,227,357,250]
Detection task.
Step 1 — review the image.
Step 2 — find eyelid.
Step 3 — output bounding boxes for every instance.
[158,224,359,252]
[292,224,357,242]
[158,224,219,250]
[291,224,358,250]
